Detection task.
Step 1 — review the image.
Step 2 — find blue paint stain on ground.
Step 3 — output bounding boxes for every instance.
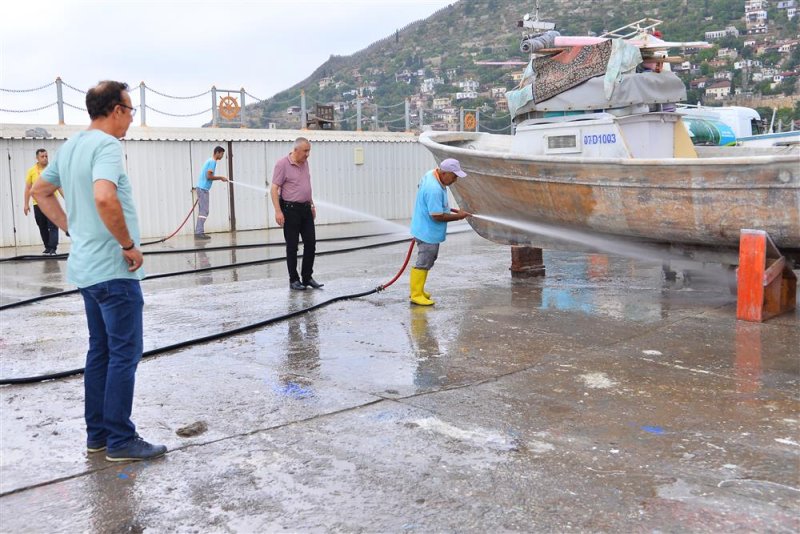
[641,425,666,435]
[118,473,129,479]
[274,381,315,399]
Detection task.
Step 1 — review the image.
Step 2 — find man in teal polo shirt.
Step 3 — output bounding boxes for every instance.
[194,146,228,239]
[409,158,470,306]
[32,80,166,462]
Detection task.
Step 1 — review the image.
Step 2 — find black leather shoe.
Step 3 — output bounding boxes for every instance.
[303,278,324,289]
[290,280,307,290]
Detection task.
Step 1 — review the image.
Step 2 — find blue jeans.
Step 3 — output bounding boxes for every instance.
[79,279,144,450]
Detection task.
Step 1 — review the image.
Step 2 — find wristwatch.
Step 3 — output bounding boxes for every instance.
[121,241,135,251]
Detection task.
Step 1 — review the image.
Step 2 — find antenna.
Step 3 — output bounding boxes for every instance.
[519,0,555,32]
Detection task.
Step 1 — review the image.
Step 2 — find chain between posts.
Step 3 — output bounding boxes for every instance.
[145,86,211,99]
[0,80,514,132]
[0,81,56,93]
[380,115,407,124]
[376,101,406,109]
[332,114,358,124]
[63,101,88,111]
[0,102,58,113]
[145,105,212,117]
[249,92,300,105]
[479,123,512,132]
[61,81,86,94]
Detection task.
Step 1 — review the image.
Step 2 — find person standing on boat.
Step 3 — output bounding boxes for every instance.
[409,158,470,306]
[23,148,61,255]
[270,137,324,291]
[194,146,228,239]
[31,80,167,462]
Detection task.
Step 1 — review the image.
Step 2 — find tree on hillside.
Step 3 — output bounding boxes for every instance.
[779,76,797,96]
[787,46,800,71]
[760,50,781,68]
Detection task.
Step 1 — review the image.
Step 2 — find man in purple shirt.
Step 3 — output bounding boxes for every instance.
[270,137,324,290]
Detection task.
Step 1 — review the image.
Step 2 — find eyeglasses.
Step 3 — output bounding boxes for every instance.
[118,103,137,117]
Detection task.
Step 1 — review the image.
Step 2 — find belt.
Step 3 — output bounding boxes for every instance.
[280,200,312,209]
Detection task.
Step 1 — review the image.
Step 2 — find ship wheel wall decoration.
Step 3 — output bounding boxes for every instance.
[464,112,476,131]
[218,95,241,120]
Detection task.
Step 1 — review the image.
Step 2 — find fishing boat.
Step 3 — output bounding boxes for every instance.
[419,11,800,266]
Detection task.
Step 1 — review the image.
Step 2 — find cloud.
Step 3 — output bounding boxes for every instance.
[1,0,454,126]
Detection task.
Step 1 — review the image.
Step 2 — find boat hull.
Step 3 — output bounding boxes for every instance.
[419,132,800,264]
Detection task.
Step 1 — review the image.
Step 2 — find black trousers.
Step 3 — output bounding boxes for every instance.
[281,201,316,283]
[33,205,59,251]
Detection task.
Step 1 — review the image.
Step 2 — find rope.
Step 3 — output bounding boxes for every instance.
[145,105,211,117]
[0,81,56,93]
[145,86,210,100]
[0,102,57,113]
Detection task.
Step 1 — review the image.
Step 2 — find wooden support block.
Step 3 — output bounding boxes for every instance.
[510,245,545,278]
[736,229,797,322]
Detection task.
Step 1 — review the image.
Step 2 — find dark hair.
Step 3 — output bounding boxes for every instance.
[85,81,130,120]
[213,146,225,155]
[36,148,47,156]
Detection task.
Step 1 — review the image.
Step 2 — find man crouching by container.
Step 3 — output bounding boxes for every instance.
[409,158,470,306]
[31,80,167,462]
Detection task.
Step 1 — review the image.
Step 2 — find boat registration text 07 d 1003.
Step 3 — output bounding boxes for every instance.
[583,133,617,145]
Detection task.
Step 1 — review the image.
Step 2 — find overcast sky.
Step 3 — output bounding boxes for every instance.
[0,0,455,127]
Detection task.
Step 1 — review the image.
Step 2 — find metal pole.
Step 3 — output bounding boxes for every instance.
[139,82,147,127]
[211,86,218,127]
[300,90,307,130]
[476,110,480,132]
[227,141,236,232]
[374,104,379,130]
[357,99,362,132]
[56,77,64,125]
[240,88,246,128]
[420,107,424,130]
[459,107,464,131]
[405,99,410,132]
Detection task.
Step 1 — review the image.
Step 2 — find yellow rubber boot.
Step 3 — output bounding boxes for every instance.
[409,276,431,300]
[410,268,434,306]
[420,271,432,301]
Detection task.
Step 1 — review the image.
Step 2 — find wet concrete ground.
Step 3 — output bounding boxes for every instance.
[1,224,798,532]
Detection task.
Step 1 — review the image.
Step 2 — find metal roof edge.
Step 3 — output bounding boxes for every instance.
[0,123,421,143]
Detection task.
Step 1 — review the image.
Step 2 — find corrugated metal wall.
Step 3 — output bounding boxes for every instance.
[0,137,438,247]
[1,139,66,248]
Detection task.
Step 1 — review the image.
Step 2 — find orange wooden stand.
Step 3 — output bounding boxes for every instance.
[736,229,797,322]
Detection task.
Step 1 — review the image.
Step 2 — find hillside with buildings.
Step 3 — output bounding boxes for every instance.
[242,0,800,131]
